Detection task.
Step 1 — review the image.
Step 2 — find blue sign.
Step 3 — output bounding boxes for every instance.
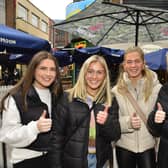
[66,0,96,19]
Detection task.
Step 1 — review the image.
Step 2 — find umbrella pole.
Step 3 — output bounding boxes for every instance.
[135,11,140,46]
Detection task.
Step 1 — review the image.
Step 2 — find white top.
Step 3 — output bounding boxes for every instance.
[0,87,51,163]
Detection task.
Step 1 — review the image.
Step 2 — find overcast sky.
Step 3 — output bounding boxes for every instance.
[29,0,73,20]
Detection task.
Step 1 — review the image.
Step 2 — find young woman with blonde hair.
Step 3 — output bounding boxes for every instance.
[112,46,161,168]
[49,55,121,168]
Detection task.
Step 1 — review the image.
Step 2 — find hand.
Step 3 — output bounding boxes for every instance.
[154,102,166,123]
[37,110,52,133]
[96,105,109,125]
[131,112,141,129]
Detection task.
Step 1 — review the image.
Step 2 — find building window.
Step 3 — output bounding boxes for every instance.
[41,20,48,32]
[31,13,39,27]
[56,30,65,41]
[18,4,28,21]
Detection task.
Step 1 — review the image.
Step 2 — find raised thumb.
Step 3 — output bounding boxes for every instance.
[157,102,163,111]
[40,110,47,119]
[103,105,109,113]
[132,112,137,117]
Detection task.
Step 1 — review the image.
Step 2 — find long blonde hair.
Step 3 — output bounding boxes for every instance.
[117,46,153,102]
[68,55,112,106]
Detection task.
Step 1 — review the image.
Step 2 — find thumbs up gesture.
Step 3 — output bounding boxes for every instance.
[37,110,52,133]
[154,103,166,123]
[96,105,109,125]
[131,112,141,129]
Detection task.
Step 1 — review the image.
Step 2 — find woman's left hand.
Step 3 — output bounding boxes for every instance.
[96,105,109,125]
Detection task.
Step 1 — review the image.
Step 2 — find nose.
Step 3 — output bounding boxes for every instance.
[92,71,98,78]
[130,61,136,67]
[45,69,52,75]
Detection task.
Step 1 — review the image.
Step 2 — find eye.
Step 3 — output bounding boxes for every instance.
[38,66,47,70]
[96,70,104,75]
[50,67,56,72]
[87,69,94,74]
[126,61,133,64]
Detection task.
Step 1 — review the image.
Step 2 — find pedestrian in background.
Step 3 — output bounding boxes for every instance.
[148,82,168,168]
[0,51,63,168]
[112,46,161,168]
[49,55,121,168]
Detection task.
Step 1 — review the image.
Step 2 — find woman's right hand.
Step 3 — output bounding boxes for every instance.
[131,112,141,129]
[154,103,166,123]
[37,110,52,133]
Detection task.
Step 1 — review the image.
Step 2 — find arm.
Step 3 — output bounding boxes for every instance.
[0,96,39,147]
[148,84,168,137]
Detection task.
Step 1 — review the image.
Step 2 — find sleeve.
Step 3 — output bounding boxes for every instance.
[0,96,40,147]
[98,97,121,142]
[148,84,168,139]
[48,94,68,168]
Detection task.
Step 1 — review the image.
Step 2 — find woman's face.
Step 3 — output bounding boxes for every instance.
[34,58,56,89]
[123,51,144,80]
[85,61,105,96]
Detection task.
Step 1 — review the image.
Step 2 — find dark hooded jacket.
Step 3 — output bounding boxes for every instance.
[148,82,168,168]
[49,93,121,168]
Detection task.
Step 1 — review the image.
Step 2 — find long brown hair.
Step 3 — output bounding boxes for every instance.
[0,51,63,111]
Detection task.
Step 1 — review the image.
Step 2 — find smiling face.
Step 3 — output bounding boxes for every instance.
[33,58,56,89]
[123,51,145,81]
[85,61,105,96]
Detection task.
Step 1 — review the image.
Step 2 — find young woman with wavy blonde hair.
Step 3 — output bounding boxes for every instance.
[112,46,161,168]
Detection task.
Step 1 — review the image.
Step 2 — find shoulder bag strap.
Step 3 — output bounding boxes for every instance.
[125,90,147,125]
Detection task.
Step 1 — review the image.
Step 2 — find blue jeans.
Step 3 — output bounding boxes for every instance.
[88,154,97,168]
[87,154,109,168]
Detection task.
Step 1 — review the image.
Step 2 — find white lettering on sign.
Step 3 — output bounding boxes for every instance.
[0,37,16,44]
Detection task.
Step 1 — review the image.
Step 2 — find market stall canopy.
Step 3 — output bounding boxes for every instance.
[54,0,168,46]
[0,24,51,54]
[9,53,33,64]
[52,50,73,67]
[10,46,124,66]
[73,46,124,65]
[9,46,168,70]
[145,48,168,70]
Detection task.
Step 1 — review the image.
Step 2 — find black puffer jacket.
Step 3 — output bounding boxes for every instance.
[49,93,121,168]
[148,82,168,168]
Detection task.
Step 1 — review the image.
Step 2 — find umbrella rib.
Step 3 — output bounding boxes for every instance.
[139,13,154,42]
[140,11,168,24]
[54,9,142,26]
[96,20,119,46]
[54,10,168,26]
[105,13,133,25]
